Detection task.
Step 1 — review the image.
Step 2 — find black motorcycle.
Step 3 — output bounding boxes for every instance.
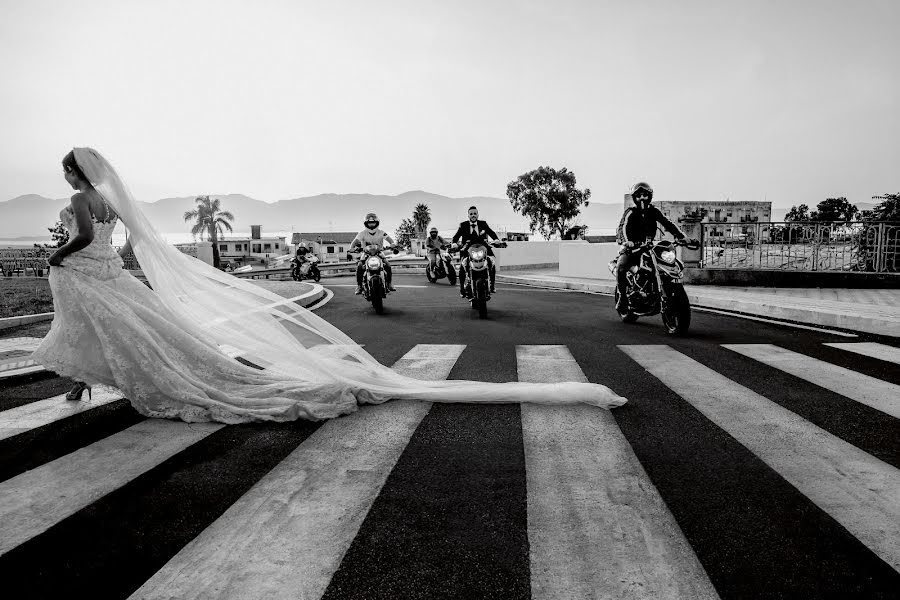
[425,244,457,285]
[608,237,699,335]
[461,241,506,319]
[359,244,397,315]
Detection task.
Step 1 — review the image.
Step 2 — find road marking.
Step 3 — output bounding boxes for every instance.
[517,345,718,599]
[130,344,466,600]
[824,342,900,365]
[0,420,223,556]
[620,344,900,572]
[693,307,859,337]
[0,385,123,441]
[723,344,900,419]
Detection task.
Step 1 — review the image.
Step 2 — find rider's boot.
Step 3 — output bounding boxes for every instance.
[355,285,363,295]
[615,287,629,313]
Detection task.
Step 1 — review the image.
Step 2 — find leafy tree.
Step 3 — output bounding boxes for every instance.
[412,203,431,238]
[395,218,417,251]
[183,195,235,268]
[867,193,900,221]
[46,220,69,248]
[506,166,591,240]
[784,204,811,221]
[813,197,858,222]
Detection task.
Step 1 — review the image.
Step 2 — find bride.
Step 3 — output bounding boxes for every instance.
[32,148,626,423]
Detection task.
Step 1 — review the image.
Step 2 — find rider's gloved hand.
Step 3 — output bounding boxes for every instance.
[676,234,686,241]
[624,240,636,249]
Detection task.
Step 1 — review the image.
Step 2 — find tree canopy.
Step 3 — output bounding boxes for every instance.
[183,195,235,268]
[46,220,69,248]
[785,198,858,223]
[506,166,590,240]
[412,203,431,237]
[865,193,900,221]
[395,218,417,251]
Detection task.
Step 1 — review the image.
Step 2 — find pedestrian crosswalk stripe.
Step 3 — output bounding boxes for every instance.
[620,344,900,573]
[824,342,900,366]
[130,344,465,600]
[723,344,900,419]
[517,346,718,599]
[0,419,223,557]
[0,385,123,442]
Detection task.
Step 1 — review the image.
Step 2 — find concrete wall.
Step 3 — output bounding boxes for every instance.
[685,268,900,288]
[493,241,560,269]
[559,241,620,280]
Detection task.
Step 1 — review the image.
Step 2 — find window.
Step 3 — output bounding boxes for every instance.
[338,246,344,253]
[219,244,228,252]
[263,244,272,251]
[252,244,262,253]
[327,246,335,254]
[275,244,279,249]
[727,210,733,217]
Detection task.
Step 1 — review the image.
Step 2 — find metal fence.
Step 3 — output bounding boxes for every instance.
[2,247,147,276]
[701,221,900,273]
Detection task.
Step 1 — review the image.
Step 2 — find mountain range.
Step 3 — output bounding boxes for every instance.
[0,191,877,240]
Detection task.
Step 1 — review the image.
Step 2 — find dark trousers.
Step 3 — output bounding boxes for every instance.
[357,258,392,288]
[616,252,641,299]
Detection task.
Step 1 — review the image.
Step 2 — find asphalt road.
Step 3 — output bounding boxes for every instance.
[1,273,898,599]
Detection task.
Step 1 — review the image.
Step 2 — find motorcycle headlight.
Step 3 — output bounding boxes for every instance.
[660,250,676,263]
[366,257,382,270]
[471,250,486,260]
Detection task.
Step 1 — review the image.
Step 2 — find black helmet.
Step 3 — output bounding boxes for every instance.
[630,182,653,207]
[429,227,438,235]
[364,212,379,230]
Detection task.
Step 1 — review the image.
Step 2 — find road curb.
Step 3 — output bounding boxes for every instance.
[0,312,55,331]
[496,274,900,338]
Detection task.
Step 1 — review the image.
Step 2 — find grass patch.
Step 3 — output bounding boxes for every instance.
[0,278,54,318]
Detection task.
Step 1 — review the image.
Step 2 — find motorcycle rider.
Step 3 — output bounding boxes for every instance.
[615,181,686,312]
[425,226,449,271]
[350,212,397,295]
[452,206,500,298]
[292,245,309,277]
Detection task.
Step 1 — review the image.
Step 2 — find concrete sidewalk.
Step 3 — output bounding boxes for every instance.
[497,269,900,338]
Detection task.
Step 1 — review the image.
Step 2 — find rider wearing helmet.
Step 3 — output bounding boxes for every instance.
[615,182,685,312]
[424,226,449,269]
[350,212,397,294]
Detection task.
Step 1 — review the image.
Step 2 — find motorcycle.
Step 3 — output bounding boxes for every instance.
[425,244,457,285]
[607,237,700,335]
[461,241,507,319]
[359,244,397,315]
[291,254,321,282]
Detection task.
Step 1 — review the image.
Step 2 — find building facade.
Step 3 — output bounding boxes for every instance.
[217,225,288,264]
[292,232,359,262]
[623,195,772,239]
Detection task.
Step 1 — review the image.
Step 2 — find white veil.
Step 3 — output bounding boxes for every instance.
[73,147,626,411]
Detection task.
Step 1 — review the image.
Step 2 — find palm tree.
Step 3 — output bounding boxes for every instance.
[183,195,235,268]
[412,203,431,237]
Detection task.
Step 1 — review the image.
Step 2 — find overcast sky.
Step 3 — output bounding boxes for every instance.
[1,0,897,208]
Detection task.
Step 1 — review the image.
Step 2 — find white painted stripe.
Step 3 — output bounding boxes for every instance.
[131,344,466,600]
[723,344,900,419]
[0,419,222,556]
[620,344,900,572]
[824,342,900,365]
[518,345,718,599]
[0,385,123,441]
[693,307,859,337]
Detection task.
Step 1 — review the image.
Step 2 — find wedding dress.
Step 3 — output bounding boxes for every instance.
[32,148,626,423]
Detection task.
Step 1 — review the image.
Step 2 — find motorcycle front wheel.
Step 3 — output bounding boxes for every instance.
[474,277,488,319]
[661,283,691,335]
[369,278,385,315]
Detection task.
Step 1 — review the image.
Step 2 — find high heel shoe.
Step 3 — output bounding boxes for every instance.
[66,381,92,401]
